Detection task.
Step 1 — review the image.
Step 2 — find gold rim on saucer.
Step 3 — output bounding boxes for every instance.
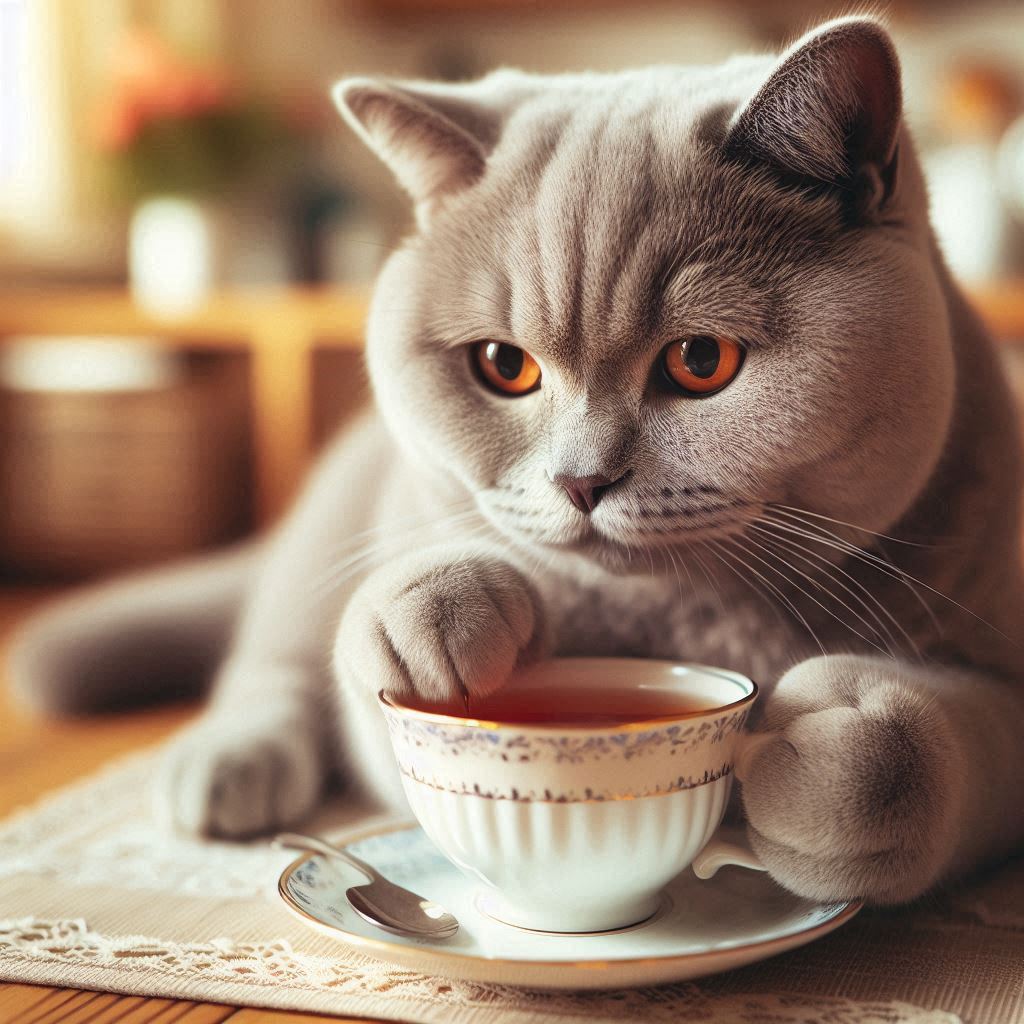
[277,819,863,973]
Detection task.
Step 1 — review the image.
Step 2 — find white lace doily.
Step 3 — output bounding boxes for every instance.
[0,748,1011,1024]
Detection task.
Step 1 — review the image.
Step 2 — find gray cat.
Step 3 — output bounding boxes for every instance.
[12,16,1024,905]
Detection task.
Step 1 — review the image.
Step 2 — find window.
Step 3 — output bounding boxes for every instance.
[0,0,25,183]
[0,0,70,239]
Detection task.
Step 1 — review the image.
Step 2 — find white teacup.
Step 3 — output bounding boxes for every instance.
[379,658,762,934]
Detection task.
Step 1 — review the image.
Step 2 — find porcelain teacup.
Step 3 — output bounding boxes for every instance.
[379,657,761,934]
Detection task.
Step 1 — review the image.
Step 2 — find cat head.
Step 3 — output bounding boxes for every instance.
[334,17,955,569]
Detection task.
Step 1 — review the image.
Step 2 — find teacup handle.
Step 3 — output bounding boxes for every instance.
[692,836,767,880]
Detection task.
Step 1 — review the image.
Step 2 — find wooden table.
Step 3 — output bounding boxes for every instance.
[0,588,366,1023]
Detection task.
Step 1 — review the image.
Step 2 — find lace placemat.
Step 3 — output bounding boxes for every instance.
[0,750,1020,1024]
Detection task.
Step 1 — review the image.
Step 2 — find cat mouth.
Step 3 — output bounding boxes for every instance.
[479,491,759,555]
[489,513,750,558]
[593,499,760,549]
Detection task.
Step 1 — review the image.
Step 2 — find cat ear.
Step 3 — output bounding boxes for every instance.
[724,17,902,214]
[333,78,499,225]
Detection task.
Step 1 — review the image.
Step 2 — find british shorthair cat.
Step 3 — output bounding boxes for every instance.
[11,15,1024,904]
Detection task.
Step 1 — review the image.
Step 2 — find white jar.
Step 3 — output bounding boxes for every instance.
[129,195,224,317]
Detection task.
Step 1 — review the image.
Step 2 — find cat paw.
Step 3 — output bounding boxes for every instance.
[336,548,547,706]
[737,655,963,904]
[154,707,323,839]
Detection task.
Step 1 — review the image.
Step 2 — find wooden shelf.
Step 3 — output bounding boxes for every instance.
[0,281,1021,528]
[0,288,367,345]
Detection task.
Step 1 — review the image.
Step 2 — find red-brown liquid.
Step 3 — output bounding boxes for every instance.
[453,686,715,726]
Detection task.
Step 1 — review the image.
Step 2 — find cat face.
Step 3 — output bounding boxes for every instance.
[339,19,955,567]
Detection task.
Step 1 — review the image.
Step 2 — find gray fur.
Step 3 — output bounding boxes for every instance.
[11,16,1024,904]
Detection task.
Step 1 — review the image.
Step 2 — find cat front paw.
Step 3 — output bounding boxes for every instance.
[737,655,963,904]
[154,703,323,839]
[336,548,548,707]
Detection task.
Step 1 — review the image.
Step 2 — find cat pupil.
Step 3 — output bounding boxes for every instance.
[491,343,525,380]
[684,336,720,379]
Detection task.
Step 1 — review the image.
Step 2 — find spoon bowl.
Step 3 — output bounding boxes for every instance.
[274,831,459,940]
[346,881,456,937]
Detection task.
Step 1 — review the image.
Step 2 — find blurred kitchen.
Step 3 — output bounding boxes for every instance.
[1,0,1024,585]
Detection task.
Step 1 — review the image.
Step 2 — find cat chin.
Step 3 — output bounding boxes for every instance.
[481,508,743,576]
[516,539,655,578]
[481,518,637,572]
[519,530,688,576]
[585,544,660,574]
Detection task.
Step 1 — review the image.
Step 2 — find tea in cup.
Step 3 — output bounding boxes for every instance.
[379,657,760,933]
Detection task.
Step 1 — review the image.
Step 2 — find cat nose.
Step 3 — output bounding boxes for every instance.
[552,473,622,513]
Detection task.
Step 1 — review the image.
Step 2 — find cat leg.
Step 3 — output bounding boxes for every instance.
[154,414,402,837]
[738,654,1024,903]
[333,544,550,812]
[154,660,326,838]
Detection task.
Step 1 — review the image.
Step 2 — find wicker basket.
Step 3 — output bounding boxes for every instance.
[0,352,251,579]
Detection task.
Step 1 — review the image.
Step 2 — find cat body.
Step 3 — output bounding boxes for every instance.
[12,16,1024,904]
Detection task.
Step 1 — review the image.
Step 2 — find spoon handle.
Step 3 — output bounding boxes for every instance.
[273,832,383,884]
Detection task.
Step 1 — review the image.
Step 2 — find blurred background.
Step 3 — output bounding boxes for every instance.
[2,0,1024,582]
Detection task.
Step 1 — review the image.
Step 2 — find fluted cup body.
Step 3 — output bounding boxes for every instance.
[380,659,757,933]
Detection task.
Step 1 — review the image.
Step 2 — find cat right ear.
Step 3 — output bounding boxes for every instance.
[724,16,902,219]
[333,78,495,227]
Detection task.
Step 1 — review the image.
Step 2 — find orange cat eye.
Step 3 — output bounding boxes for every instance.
[662,335,743,396]
[474,341,542,396]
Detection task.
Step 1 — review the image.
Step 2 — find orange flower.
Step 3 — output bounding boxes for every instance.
[92,89,141,151]
[92,26,237,149]
[180,70,235,116]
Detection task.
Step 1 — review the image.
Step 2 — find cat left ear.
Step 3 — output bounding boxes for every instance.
[724,17,902,218]
[333,78,497,227]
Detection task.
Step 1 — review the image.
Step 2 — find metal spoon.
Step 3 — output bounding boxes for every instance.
[274,831,460,939]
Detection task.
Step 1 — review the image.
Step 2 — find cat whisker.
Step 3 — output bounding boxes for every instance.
[304,506,487,605]
[743,531,895,660]
[765,509,1015,650]
[611,517,751,549]
[644,542,657,579]
[304,541,391,601]
[666,546,683,605]
[769,507,938,603]
[769,502,936,548]
[526,547,551,587]
[707,537,827,657]
[757,512,942,633]
[709,537,824,653]
[636,499,750,522]
[757,522,922,656]
[656,547,669,588]
[309,506,481,590]
[533,544,562,586]
[714,536,795,634]
[751,520,922,662]
[766,509,1017,648]
[914,689,953,732]
[666,545,692,608]
[691,542,729,621]
[309,497,477,584]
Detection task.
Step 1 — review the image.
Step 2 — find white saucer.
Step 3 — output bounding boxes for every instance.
[277,821,861,990]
